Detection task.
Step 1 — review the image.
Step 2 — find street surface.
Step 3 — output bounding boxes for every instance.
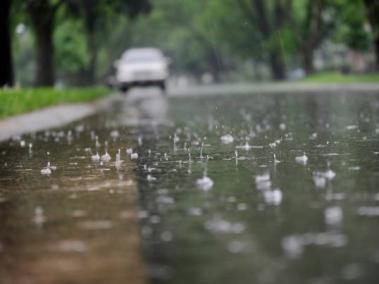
[1,86,379,283]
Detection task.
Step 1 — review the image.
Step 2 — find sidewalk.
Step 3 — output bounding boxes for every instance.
[0,93,119,142]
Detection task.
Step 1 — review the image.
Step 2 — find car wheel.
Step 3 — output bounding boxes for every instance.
[120,85,129,94]
[158,81,166,94]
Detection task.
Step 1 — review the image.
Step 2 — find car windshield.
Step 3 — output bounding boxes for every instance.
[122,49,163,63]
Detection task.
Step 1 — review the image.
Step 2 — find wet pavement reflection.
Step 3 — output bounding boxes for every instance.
[2,88,379,283]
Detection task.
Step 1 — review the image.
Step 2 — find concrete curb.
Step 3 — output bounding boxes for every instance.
[170,83,379,97]
[0,93,119,142]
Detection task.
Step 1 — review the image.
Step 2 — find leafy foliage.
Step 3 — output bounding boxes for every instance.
[9,0,379,86]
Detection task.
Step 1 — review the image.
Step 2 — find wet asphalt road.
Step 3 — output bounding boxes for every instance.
[2,87,379,284]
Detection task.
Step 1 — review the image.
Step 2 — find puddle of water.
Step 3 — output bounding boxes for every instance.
[130,92,379,284]
[0,113,145,283]
[1,91,379,283]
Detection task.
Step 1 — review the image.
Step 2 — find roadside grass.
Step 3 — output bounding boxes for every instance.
[302,72,379,83]
[0,87,110,119]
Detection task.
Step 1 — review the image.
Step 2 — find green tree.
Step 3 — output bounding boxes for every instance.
[288,0,339,75]
[335,0,371,52]
[13,0,150,87]
[234,0,289,80]
[54,18,90,84]
[130,0,228,81]
[64,0,151,85]
[19,0,65,86]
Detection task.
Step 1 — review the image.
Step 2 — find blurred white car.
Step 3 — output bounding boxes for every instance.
[115,48,169,93]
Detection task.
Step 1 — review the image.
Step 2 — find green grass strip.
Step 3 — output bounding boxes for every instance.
[0,87,110,119]
[302,72,379,83]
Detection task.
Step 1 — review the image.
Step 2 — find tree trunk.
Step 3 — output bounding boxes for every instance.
[207,48,224,83]
[82,0,98,85]
[269,52,286,80]
[82,28,97,85]
[374,35,379,70]
[253,0,287,80]
[0,0,14,87]
[302,47,315,75]
[35,23,55,86]
[363,0,379,70]
[29,2,56,87]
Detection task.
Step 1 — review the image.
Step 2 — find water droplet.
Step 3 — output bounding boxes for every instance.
[220,134,234,144]
[101,151,111,162]
[325,206,343,225]
[196,176,214,191]
[295,152,308,165]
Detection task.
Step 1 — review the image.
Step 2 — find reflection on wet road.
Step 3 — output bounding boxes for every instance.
[2,87,379,283]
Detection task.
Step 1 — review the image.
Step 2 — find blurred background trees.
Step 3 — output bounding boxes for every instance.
[1,0,378,87]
